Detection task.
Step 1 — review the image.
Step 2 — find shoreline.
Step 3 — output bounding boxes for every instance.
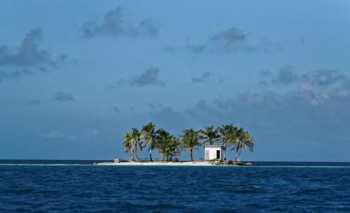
[95,161,252,167]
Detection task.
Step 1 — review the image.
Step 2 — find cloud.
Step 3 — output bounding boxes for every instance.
[192,72,212,83]
[260,66,350,105]
[131,67,164,87]
[211,27,247,49]
[39,130,76,141]
[165,27,282,55]
[0,28,68,67]
[0,69,33,83]
[27,99,41,106]
[81,7,159,39]
[53,92,75,102]
[0,28,72,84]
[186,43,207,54]
[165,27,247,54]
[0,28,48,67]
[301,69,346,88]
[144,66,350,148]
[163,42,208,55]
[209,27,283,53]
[116,66,165,87]
[261,66,346,90]
[183,89,350,145]
[265,65,300,86]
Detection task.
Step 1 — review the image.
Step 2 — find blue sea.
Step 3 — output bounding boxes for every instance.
[1,161,350,212]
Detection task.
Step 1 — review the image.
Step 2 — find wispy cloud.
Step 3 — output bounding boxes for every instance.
[0,28,49,67]
[262,65,300,86]
[259,66,350,105]
[115,66,165,87]
[144,66,350,146]
[39,130,76,141]
[81,7,159,39]
[210,27,248,50]
[192,72,212,84]
[186,44,207,54]
[53,92,75,102]
[0,28,69,68]
[165,26,282,55]
[27,99,41,106]
[0,28,72,84]
[0,69,33,83]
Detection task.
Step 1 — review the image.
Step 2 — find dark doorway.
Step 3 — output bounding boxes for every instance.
[216,150,220,160]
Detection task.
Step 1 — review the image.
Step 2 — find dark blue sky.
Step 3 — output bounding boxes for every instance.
[1,0,350,161]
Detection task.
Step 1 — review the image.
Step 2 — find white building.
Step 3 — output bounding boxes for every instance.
[204,144,225,161]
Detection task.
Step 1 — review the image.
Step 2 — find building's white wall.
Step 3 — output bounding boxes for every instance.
[204,147,223,160]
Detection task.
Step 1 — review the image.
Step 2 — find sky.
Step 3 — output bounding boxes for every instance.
[1,0,350,161]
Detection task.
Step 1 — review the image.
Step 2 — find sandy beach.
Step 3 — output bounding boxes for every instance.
[96,161,221,166]
[95,161,251,166]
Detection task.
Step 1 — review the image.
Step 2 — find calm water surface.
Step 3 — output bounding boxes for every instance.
[1,161,350,212]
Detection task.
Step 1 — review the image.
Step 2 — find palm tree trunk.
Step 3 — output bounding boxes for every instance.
[131,144,135,161]
[235,149,241,162]
[132,143,139,161]
[149,148,153,161]
[190,149,193,161]
[128,151,132,161]
[224,148,227,161]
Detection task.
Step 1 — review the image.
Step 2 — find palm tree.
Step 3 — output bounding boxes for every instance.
[165,136,181,161]
[155,128,170,161]
[132,128,143,160]
[122,128,142,161]
[122,132,133,161]
[141,122,157,161]
[121,123,255,162]
[220,125,241,146]
[155,129,180,161]
[234,128,254,161]
[199,126,219,145]
[218,124,239,160]
[181,128,200,161]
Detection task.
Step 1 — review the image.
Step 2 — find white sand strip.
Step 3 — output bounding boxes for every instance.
[95,161,222,166]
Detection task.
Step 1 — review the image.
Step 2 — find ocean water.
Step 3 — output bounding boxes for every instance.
[1,161,350,212]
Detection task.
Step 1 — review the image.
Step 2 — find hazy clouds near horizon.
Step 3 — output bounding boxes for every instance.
[1,0,350,161]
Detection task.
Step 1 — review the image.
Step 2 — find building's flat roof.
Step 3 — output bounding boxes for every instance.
[204,144,225,148]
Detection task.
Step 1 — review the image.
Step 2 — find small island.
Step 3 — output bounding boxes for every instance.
[97,122,255,166]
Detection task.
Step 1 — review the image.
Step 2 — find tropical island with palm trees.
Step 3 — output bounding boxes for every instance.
[97,122,255,166]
